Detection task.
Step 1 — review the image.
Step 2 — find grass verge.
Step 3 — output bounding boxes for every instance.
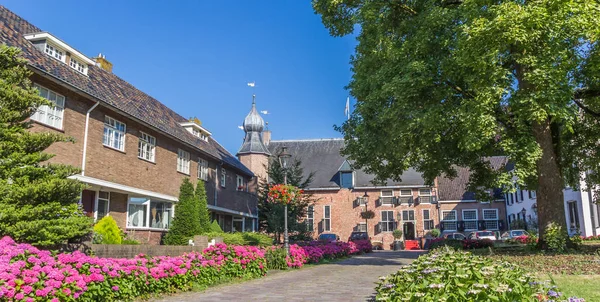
[543,275,600,301]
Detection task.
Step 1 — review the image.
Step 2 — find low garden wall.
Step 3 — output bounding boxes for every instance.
[92,236,219,258]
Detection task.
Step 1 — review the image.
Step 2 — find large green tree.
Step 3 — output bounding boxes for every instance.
[0,45,92,246]
[313,0,600,245]
[258,155,315,243]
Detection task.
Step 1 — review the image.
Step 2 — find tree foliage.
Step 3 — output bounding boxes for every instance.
[195,180,211,234]
[93,216,122,244]
[0,45,92,246]
[258,153,315,242]
[313,0,600,244]
[163,178,200,245]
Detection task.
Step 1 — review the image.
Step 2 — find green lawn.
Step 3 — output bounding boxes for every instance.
[545,275,600,301]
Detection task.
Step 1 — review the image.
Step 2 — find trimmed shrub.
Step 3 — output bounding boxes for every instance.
[195,180,211,233]
[265,247,287,270]
[430,228,441,238]
[209,220,223,233]
[463,239,494,249]
[375,248,582,301]
[242,232,273,246]
[428,238,463,250]
[545,222,568,252]
[93,216,122,244]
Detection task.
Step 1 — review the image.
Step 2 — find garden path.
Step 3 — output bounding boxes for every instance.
[151,250,423,302]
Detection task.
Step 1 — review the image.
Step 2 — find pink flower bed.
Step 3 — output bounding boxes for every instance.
[295,240,373,264]
[0,237,266,301]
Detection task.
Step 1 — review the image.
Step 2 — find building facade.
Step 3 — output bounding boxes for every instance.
[505,177,600,237]
[0,6,258,244]
[237,101,509,249]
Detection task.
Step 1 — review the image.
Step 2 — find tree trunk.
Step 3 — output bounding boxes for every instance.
[532,118,568,247]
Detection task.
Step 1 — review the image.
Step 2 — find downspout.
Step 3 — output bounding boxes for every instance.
[81,101,100,176]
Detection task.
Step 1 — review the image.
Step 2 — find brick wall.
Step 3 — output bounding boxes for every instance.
[308,188,441,250]
[438,201,507,233]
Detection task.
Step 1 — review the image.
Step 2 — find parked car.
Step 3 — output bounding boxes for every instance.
[500,229,528,241]
[444,233,466,240]
[318,233,340,242]
[467,231,496,241]
[348,231,369,242]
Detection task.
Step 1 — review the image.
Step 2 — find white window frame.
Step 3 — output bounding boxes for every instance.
[236,175,245,191]
[198,158,209,181]
[399,189,412,196]
[441,210,458,232]
[380,210,395,232]
[94,191,110,222]
[423,209,433,231]
[380,189,394,206]
[103,116,126,151]
[177,149,190,175]
[357,222,367,232]
[419,188,432,196]
[138,132,156,162]
[32,84,66,129]
[307,205,314,231]
[220,168,226,187]
[462,209,478,231]
[323,205,331,232]
[483,209,499,230]
[126,197,174,230]
[44,43,65,62]
[401,209,415,221]
[69,57,87,74]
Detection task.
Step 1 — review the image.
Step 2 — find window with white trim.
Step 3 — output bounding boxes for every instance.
[44,43,64,62]
[442,210,457,231]
[138,132,156,162]
[357,222,367,232]
[198,158,209,181]
[419,188,431,196]
[400,189,412,196]
[380,189,394,205]
[69,57,87,74]
[96,191,110,221]
[483,209,499,230]
[401,210,415,221]
[236,175,245,191]
[380,210,395,232]
[127,197,173,229]
[423,209,433,231]
[462,209,478,231]
[220,168,226,187]
[32,85,65,129]
[323,205,331,232]
[103,116,126,151]
[177,149,190,174]
[307,205,314,231]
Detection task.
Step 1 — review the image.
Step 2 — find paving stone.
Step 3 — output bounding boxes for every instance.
[151,251,423,302]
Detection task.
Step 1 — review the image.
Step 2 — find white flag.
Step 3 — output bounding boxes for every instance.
[344,97,350,119]
[247,82,255,87]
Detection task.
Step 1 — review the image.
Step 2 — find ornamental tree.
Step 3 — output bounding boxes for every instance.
[258,155,315,243]
[314,0,600,246]
[163,178,200,245]
[0,45,92,247]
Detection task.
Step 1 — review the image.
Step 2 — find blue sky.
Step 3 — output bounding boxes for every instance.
[4,1,356,154]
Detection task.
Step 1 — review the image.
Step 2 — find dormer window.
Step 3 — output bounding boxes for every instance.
[44,43,64,62]
[340,172,353,189]
[180,120,211,142]
[25,32,93,75]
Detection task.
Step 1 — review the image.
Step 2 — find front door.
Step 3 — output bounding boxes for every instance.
[403,222,415,240]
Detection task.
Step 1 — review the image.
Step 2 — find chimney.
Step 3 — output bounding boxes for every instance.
[93,53,113,73]
[262,130,271,146]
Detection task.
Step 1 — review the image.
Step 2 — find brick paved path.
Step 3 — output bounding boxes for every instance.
[151,251,423,302]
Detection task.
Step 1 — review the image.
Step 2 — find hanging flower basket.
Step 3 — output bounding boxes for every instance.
[360,210,375,219]
[267,184,303,205]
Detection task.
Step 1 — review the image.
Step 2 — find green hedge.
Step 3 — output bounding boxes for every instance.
[205,232,273,247]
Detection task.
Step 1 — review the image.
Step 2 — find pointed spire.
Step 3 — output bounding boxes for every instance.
[252,94,256,105]
[237,95,271,156]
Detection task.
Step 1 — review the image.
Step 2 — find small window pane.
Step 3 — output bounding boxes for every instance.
[400,189,412,196]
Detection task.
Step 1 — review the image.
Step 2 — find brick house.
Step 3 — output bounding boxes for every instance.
[237,99,509,248]
[0,6,258,244]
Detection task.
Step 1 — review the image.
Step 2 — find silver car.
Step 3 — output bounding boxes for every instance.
[500,229,528,241]
[467,231,496,241]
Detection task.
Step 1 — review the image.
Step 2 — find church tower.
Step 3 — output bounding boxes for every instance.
[237,95,271,186]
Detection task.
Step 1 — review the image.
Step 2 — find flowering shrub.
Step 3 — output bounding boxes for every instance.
[582,235,600,241]
[375,247,585,301]
[0,237,266,301]
[463,239,494,249]
[267,184,303,205]
[296,240,372,263]
[505,235,529,244]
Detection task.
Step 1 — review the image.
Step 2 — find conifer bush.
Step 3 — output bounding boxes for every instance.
[93,216,122,244]
[196,180,211,234]
[163,178,201,245]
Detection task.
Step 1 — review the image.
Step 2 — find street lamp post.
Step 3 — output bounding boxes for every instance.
[278,146,292,254]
